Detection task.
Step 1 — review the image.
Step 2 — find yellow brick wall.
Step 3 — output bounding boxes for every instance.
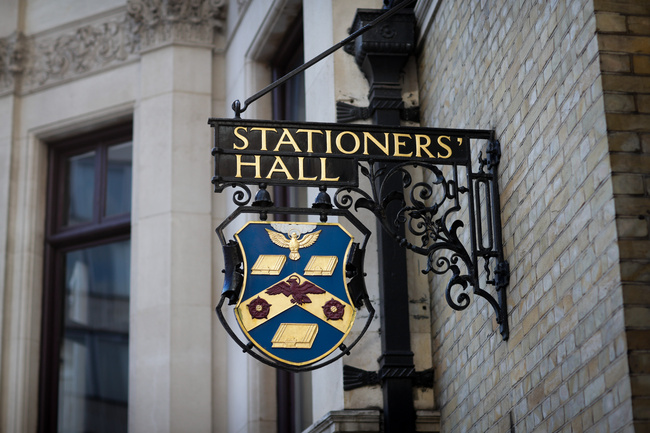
[417,0,633,431]
[595,0,650,429]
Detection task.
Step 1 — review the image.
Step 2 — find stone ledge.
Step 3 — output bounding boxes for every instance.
[302,409,441,433]
[303,410,381,433]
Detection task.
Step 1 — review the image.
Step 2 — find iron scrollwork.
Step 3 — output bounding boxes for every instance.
[334,139,509,340]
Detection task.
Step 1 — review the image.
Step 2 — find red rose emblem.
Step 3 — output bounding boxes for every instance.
[323,299,345,320]
[247,296,271,319]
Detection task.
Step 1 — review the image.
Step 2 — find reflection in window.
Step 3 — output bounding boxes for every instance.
[58,241,130,433]
[64,151,95,226]
[106,142,133,217]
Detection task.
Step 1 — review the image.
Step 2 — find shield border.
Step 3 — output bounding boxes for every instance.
[234,220,357,366]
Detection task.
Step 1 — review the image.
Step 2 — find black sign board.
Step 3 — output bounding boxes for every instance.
[209,118,473,188]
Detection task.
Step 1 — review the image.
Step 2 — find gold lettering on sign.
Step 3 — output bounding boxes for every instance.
[274,129,301,152]
[325,130,333,154]
[336,131,360,154]
[415,134,434,158]
[297,157,317,181]
[233,127,249,150]
[236,155,261,178]
[393,133,413,157]
[437,136,452,159]
[251,127,277,151]
[296,129,323,153]
[363,132,390,156]
[267,156,293,179]
[320,158,340,182]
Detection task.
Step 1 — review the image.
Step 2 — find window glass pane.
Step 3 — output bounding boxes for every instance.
[64,151,95,226]
[285,47,305,122]
[105,142,133,217]
[58,240,130,433]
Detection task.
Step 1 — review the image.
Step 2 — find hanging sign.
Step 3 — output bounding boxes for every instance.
[234,221,357,366]
[209,118,471,188]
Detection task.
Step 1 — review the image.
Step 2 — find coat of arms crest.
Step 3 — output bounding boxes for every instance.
[233,221,357,366]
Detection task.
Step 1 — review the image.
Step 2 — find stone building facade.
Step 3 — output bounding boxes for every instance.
[0,0,648,432]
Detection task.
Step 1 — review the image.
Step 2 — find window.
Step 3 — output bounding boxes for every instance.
[39,123,132,433]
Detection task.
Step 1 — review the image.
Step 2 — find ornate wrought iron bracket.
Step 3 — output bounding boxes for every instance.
[323,138,510,340]
[210,120,511,341]
[343,364,433,391]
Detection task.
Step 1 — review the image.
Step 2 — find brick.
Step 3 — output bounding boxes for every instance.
[586,376,607,406]
[625,306,650,327]
[637,130,650,157]
[594,0,650,14]
[632,397,650,419]
[621,263,650,283]
[606,113,650,131]
[602,75,650,93]
[596,12,627,32]
[624,284,650,305]
[634,55,650,74]
[608,404,633,431]
[544,366,562,395]
[610,153,650,173]
[604,93,636,112]
[582,331,604,363]
[613,196,650,216]
[638,95,650,113]
[599,34,650,54]
[528,383,546,408]
[608,132,641,151]
[616,218,648,237]
[612,174,645,195]
[629,16,650,35]
[631,375,650,396]
[600,53,631,72]
[619,240,650,259]
[605,357,631,389]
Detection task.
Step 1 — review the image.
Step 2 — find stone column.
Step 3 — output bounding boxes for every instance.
[128,1,224,431]
[0,3,30,430]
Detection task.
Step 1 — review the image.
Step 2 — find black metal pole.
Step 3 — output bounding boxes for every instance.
[346,6,418,432]
[373,89,417,433]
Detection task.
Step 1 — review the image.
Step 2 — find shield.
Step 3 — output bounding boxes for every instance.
[234,221,356,366]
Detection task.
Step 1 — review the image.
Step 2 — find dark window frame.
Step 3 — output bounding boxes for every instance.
[38,122,132,433]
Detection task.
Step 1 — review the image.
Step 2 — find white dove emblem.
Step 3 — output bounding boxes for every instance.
[266,228,321,260]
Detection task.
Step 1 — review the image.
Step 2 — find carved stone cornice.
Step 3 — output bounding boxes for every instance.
[0,1,226,96]
[22,15,140,92]
[126,0,226,49]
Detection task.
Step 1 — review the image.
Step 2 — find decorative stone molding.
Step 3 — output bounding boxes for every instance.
[126,0,227,49]
[0,1,226,95]
[22,16,139,92]
[0,31,27,92]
